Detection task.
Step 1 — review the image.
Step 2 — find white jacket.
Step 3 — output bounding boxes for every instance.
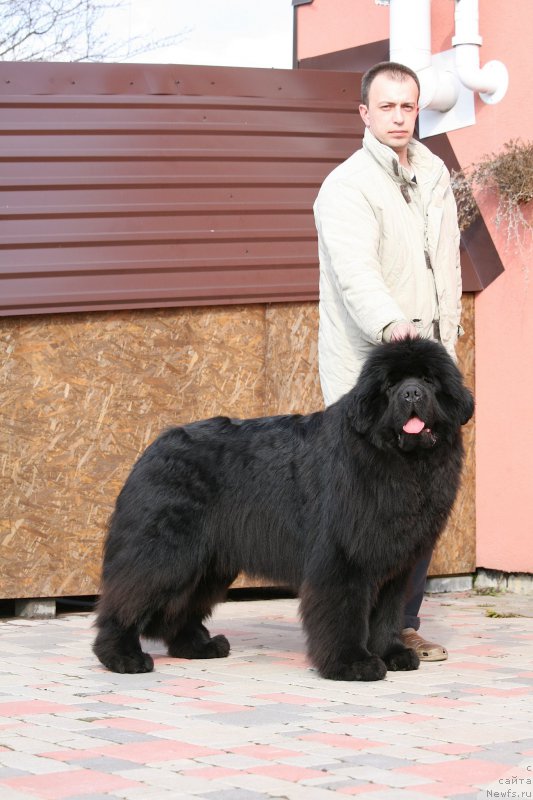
[314,128,462,406]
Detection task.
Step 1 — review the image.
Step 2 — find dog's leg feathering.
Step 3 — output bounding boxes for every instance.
[300,564,387,682]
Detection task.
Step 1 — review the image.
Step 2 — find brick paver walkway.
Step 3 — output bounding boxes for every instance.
[0,592,531,799]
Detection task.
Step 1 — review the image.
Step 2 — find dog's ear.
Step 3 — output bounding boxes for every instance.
[350,391,373,434]
[348,373,387,435]
[458,385,475,426]
[437,365,475,428]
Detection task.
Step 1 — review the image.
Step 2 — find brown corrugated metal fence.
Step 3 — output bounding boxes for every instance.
[0,62,362,316]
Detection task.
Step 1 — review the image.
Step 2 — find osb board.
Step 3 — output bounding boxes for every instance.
[0,307,266,599]
[429,292,476,576]
[264,299,476,577]
[264,303,323,415]
[0,300,475,600]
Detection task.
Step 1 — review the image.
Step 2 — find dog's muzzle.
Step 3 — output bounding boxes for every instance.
[395,380,436,449]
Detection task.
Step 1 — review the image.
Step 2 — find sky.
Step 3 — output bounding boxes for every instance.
[105,0,294,69]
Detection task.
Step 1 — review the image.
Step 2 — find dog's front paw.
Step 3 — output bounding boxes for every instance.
[321,655,387,682]
[384,647,420,672]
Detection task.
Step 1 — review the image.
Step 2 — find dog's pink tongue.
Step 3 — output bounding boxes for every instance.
[403,417,425,434]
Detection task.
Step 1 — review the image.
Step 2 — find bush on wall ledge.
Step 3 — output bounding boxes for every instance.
[451,139,533,244]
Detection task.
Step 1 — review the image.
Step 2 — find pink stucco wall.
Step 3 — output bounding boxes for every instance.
[297,0,533,573]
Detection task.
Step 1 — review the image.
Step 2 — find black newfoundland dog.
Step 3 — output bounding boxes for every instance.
[93,337,473,681]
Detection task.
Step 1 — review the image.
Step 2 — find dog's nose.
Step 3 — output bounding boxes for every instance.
[401,383,424,403]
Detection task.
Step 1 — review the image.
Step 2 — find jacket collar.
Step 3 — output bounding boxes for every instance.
[362,127,443,188]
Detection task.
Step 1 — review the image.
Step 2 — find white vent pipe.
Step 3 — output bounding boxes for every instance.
[388,0,458,112]
[383,0,508,109]
[452,0,508,104]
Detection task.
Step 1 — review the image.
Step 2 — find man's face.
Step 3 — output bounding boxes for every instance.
[359,73,419,161]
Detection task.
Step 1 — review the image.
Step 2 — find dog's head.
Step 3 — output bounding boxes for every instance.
[348,338,474,452]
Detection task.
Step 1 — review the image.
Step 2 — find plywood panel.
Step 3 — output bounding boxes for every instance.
[263,299,476,577]
[0,299,475,600]
[429,292,476,576]
[264,303,323,415]
[0,306,265,599]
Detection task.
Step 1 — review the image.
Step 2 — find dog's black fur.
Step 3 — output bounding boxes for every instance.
[93,338,474,681]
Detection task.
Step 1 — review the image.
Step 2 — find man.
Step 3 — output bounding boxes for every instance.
[314,61,463,661]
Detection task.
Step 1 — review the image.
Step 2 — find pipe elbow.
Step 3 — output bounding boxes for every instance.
[418,65,459,112]
[454,44,509,104]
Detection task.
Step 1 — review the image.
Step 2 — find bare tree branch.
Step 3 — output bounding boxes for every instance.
[0,0,188,62]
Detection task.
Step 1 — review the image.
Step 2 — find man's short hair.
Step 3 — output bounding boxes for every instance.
[361,61,420,106]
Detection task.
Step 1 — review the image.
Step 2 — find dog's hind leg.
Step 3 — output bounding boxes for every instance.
[166,619,230,659]
[93,576,163,674]
[164,572,236,660]
[93,615,154,674]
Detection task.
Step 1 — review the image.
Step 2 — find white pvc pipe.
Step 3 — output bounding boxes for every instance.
[389,0,431,73]
[452,0,508,104]
[388,0,458,112]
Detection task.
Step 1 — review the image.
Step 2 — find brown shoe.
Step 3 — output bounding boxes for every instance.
[401,628,448,662]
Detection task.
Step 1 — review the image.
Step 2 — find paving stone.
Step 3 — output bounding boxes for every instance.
[63,756,147,772]
[80,728,157,744]
[0,768,30,780]
[201,790,271,799]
